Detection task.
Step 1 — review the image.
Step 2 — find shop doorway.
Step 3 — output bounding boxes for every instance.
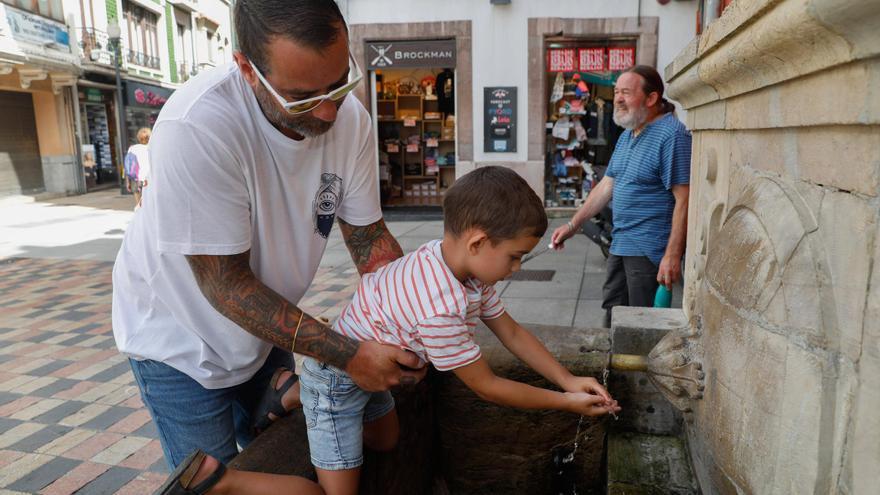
[0,90,43,196]
[79,101,120,191]
[544,38,636,208]
[363,38,458,208]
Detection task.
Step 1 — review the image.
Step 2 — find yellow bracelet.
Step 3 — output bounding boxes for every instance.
[291,312,305,353]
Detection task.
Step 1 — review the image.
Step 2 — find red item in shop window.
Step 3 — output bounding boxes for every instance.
[579,48,605,72]
[547,48,576,72]
[608,47,635,71]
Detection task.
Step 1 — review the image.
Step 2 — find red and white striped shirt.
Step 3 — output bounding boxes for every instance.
[332,240,505,371]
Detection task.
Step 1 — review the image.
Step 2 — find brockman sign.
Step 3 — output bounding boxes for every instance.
[365,39,456,70]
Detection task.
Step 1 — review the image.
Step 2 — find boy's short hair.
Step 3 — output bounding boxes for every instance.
[444,166,548,241]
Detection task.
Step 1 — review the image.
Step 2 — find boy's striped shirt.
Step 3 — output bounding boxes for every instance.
[332,240,504,371]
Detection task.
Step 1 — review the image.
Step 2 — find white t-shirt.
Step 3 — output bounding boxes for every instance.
[111,62,382,389]
[127,143,151,182]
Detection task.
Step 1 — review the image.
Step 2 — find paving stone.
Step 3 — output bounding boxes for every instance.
[7,423,73,457]
[87,361,131,383]
[132,420,159,439]
[29,377,79,398]
[54,311,93,322]
[39,461,111,495]
[70,323,102,334]
[6,456,80,493]
[80,406,137,431]
[33,400,87,425]
[75,466,140,495]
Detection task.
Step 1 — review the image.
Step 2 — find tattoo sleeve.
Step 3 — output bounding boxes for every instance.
[338,218,404,275]
[185,251,358,369]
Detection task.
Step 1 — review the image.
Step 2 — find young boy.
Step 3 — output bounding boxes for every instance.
[155,166,620,495]
[299,166,620,495]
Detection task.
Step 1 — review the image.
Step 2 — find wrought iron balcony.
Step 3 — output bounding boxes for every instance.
[77,28,114,66]
[127,50,161,70]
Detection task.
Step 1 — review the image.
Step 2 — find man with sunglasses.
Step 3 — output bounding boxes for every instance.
[111,0,426,474]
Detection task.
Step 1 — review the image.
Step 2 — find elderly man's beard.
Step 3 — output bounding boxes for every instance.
[254,85,336,138]
[613,102,649,130]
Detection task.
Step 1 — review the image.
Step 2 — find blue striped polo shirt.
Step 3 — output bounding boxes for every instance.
[605,113,692,266]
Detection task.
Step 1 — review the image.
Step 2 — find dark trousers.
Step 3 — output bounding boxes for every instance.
[601,255,660,327]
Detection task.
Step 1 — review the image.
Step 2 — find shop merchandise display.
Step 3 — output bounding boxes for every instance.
[545,69,623,208]
[375,69,457,206]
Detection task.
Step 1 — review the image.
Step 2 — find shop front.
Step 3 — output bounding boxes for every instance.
[348,20,473,210]
[543,40,635,208]
[123,79,172,146]
[77,83,121,191]
[365,38,458,207]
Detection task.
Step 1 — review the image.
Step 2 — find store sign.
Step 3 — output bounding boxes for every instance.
[365,39,456,70]
[579,48,605,72]
[84,88,103,102]
[125,82,173,108]
[547,49,576,72]
[2,5,70,50]
[608,47,636,71]
[483,87,516,153]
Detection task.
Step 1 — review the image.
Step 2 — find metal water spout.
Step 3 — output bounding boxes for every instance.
[608,325,705,419]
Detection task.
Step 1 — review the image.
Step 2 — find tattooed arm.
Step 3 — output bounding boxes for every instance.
[338,218,404,275]
[186,251,423,390]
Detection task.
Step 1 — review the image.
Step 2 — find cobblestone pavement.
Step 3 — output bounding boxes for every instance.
[0,256,361,494]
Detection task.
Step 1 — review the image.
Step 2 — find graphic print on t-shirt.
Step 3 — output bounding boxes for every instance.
[313,173,343,238]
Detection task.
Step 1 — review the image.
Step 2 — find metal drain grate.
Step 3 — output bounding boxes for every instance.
[507,269,556,282]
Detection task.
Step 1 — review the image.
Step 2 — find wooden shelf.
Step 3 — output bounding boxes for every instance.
[404,175,438,180]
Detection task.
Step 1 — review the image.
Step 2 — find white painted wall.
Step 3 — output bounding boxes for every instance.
[344,0,697,164]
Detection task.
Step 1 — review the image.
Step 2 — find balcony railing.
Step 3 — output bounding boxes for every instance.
[77,28,114,66]
[127,50,161,70]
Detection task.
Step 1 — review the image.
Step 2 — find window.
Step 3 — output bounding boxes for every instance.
[206,30,215,63]
[123,1,160,70]
[2,0,64,22]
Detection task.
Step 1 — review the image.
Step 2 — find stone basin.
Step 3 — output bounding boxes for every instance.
[231,324,614,494]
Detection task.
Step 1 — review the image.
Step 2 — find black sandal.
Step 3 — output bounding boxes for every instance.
[252,367,299,434]
[153,449,226,495]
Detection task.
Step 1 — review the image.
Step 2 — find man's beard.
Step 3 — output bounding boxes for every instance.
[613,103,649,130]
[254,85,336,138]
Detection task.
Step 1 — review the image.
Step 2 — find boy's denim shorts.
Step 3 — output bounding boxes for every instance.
[299,357,395,471]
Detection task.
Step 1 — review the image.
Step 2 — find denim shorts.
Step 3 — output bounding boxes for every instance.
[128,346,293,470]
[299,357,395,471]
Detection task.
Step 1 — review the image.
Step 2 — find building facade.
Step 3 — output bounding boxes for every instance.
[340,0,699,208]
[0,0,81,196]
[0,0,234,197]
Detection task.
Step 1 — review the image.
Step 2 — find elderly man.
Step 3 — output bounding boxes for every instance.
[111,0,425,474]
[552,65,692,327]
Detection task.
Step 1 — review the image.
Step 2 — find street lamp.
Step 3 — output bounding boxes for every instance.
[107,21,128,195]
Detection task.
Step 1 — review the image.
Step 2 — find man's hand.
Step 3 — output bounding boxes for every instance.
[345,341,427,392]
[563,392,622,417]
[550,222,577,249]
[657,253,682,289]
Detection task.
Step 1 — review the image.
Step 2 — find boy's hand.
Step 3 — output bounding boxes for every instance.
[561,376,612,403]
[563,392,622,417]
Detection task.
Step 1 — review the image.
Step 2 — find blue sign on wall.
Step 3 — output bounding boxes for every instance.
[4,4,71,51]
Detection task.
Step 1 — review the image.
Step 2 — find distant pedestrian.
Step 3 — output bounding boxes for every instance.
[124,127,151,208]
[552,65,691,327]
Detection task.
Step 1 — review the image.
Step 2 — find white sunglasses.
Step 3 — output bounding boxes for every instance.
[249,53,363,115]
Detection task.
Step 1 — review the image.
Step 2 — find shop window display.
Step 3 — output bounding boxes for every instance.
[544,41,633,208]
[373,68,457,207]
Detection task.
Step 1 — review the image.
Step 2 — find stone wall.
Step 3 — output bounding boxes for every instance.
[665,0,879,493]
